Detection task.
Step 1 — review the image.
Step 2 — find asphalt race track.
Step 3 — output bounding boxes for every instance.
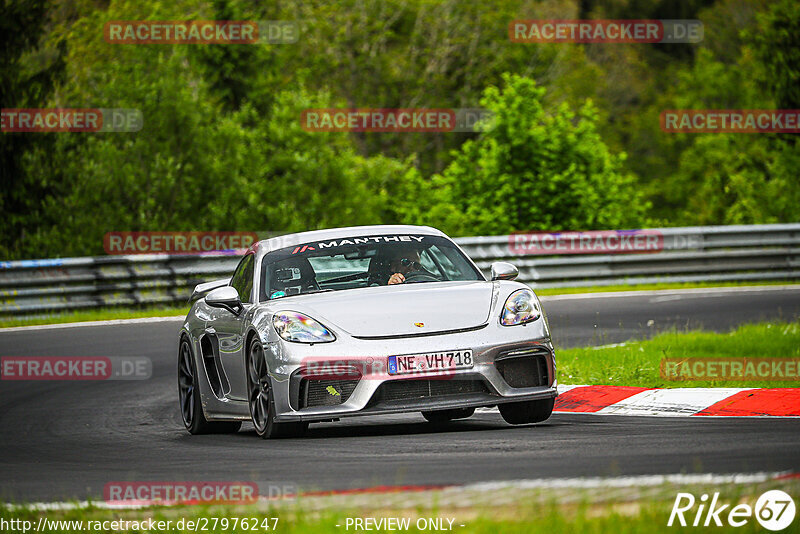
[1,287,799,503]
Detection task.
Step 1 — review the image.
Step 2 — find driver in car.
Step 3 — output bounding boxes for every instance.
[387,249,423,285]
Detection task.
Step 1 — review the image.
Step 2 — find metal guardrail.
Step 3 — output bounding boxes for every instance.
[1,224,798,316]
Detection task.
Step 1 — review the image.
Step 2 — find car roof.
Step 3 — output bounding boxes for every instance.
[251,224,447,255]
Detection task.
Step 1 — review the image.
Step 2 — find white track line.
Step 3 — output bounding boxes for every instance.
[0,316,185,333]
[8,472,792,511]
[5,501,142,511]
[3,284,796,332]
[540,285,800,301]
[457,472,790,491]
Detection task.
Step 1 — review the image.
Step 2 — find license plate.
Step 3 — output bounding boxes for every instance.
[387,350,473,376]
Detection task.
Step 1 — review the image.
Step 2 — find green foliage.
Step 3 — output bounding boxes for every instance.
[0,0,66,259]
[20,73,400,256]
[656,4,800,226]
[200,89,396,233]
[393,74,648,235]
[750,0,800,109]
[280,0,584,176]
[9,0,410,258]
[671,134,800,224]
[1,0,798,260]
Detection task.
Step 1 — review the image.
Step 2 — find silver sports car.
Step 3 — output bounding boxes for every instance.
[178,225,557,438]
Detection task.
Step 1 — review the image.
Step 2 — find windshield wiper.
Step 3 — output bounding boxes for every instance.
[320,272,370,284]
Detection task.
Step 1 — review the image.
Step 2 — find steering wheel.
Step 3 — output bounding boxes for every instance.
[403,271,441,284]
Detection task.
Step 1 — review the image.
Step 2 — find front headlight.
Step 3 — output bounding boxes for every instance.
[500,289,541,326]
[272,311,336,343]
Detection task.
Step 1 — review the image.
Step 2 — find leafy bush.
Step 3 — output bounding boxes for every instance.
[392,74,649,235]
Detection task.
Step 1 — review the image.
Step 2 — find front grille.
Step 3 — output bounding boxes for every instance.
[375,379,488,403]
[495,349,549,388]
[300,378,359,408]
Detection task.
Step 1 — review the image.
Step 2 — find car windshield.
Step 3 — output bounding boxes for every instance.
[259,234,483,301]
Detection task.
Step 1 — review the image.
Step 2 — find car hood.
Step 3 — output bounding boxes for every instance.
[274,281,495,338]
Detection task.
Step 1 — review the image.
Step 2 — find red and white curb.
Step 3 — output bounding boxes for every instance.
[548,384,800,417]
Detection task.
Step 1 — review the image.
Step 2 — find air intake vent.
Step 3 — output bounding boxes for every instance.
[300,378,359,408]
[376,379,488,402]
[495,349,549,388]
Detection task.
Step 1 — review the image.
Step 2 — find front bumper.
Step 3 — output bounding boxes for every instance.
[275,386,557,422]
[265,319,558,423]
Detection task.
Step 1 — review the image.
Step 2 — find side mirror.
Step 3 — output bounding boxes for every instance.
[205,286,243,315]
[189,277,230,302]
[490,262,519,281]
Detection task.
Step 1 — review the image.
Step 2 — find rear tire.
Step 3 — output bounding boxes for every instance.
[422,407,475,423]
[499,397,554,425]
[178,338,242,434]
[247,337,307,439]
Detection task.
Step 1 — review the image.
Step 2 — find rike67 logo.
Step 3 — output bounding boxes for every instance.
[669,490,795,531]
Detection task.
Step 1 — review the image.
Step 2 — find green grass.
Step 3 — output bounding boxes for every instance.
[559,321,800,388]
[534,279,798,296]
[2,478,795,533]
[0,305,189,328]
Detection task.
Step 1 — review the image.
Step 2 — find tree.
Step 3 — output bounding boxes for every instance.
[392,74,649,236]
[665,0,800,225]
[750,0,800,109]
[0,0,66,258]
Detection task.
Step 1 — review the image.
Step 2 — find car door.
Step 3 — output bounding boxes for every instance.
[210,253,255,401]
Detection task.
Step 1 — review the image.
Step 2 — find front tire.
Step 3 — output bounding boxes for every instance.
[421,407,475,423]
[247,337,307,439]
[499,397,554,425]
[178,338,242,434]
